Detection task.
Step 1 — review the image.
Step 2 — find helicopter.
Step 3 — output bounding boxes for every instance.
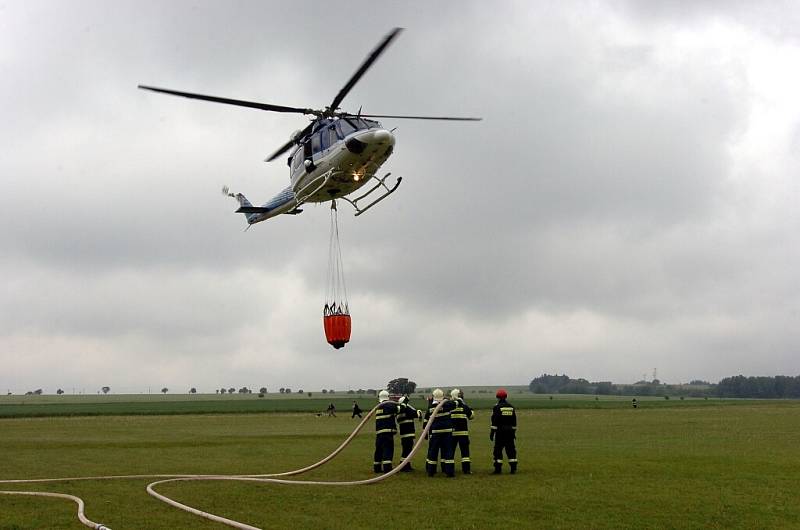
[138,27,481,226]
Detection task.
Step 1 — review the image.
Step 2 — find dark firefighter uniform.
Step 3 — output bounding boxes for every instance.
[397,398,422,472]
[451,395,475,473]
[374,398,402,473]
[490,394,518,474]
[423,396,457,477]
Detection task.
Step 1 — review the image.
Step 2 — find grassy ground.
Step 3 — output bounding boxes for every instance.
[0,392,754,418]
[2,400,799,529]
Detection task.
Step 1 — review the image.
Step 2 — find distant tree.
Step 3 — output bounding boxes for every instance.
[387,378,417,395]
[347,389,355,394]
[220,388,226,394]
[593,382,615,395]
[322,389,328,394]
[689,380,711,386]
[161,387,169,394]
[34,389,43,395]
[297,389,304,394]
[238,387,249,394]
[357,389,365,394]
[189,388,197,394]
[529,374,570,394]
[279,388,285,394]
[366,389,377,396]
[215,389,219,394]
[328,389,335,394]
[228,387,235,394]
[307,392,312,397]
[25,391,33,395]
[101,386,110,394]
[285,388,291,394]
[56,389,64,395]
[259,387,268,394]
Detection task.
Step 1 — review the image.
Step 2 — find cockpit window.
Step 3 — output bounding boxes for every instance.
[337,118,381,138]
[338,119,356,138]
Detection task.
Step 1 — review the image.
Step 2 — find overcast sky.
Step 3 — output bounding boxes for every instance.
[2,1,799,394]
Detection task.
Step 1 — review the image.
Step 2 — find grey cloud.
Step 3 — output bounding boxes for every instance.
[2,1,799,392]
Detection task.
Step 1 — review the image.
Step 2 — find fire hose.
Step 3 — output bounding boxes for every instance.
[0,399,448,530]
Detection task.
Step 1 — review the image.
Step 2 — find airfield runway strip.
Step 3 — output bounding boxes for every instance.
[0,400,448,530]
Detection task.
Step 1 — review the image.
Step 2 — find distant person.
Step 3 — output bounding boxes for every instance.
[352,400,363,418]
[632,398,638,409]
[396,395,423,471]
[450,388,475,474]
[373,390,402,473]
[423,388,456,477]
[490,388,517,474]
[326,402,336,417]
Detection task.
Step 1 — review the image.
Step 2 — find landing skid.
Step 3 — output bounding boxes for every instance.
[340,172,402,216]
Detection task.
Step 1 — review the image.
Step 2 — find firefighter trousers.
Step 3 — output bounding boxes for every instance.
[453,434,472,472]
[374,432,395,472]
[399,434,415,471]
[426,432,455,477]
[492,432,517,473]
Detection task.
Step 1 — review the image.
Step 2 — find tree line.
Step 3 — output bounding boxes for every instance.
[529,373,800,399]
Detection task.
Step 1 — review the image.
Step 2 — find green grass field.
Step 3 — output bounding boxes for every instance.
[0,390,746,418]
[2,398,799,529]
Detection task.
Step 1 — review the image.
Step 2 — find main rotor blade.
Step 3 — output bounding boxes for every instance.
[265,121,316,162]
[138,85,316,115]
[265,138,297,162]
[354,113,482,121]
[328,27,403,114]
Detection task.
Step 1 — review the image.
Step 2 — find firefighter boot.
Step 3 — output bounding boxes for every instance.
[462,461,472,474]
[400,461,413,472]
[492,463,502,474]
[510,461,517,474]
[373,463,382,473]
[426,462,436,477]
[382,463,392,473]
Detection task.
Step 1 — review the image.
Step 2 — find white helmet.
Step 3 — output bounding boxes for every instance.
[378,390,390,402]
[399,395,409,404]
[432,388,444,401]
[450,388,461,400]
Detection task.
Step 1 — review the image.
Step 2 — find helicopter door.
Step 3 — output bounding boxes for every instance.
[303,139,315,171]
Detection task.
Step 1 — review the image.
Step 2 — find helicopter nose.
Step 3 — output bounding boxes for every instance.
[345,136,367,154]
[373,129,393,144]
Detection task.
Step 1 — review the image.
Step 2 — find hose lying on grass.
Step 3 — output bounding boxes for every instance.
[0,399,447,530]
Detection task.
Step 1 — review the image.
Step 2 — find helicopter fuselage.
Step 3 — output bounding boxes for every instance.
[291,118,395,203]
[237,117,397,224]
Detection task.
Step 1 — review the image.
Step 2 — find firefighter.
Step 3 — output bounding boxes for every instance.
[423,388,456,477]
[450,388,475,474]
[490,388,518,474]
[352,400,363,418]
[373,389,402,473]
[396,395,423,471]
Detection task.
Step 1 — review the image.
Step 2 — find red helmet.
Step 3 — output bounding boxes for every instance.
[496,388,508,399]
